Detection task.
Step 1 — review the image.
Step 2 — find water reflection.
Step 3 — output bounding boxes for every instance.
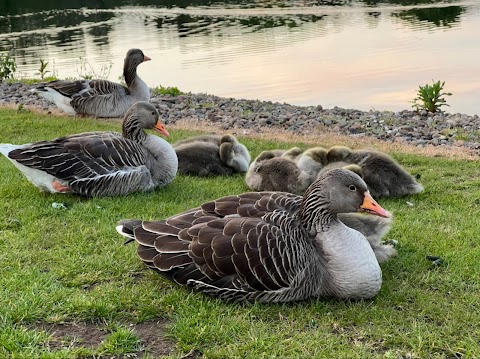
[0,0,462,15]
[393,5,464,28]
[0,0,478,114]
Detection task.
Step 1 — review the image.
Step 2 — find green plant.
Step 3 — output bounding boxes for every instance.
[412,80,452,113]
[0,53,17,80]
[16,104,30,114]
[152,85,183,97]
[36,59,50,80]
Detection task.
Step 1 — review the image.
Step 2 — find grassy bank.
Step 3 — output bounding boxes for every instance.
[0,108,479,358]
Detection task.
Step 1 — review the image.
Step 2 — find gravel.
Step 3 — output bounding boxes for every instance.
[2,81,479,154]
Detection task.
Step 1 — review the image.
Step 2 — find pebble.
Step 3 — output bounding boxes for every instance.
[1,82,479,155]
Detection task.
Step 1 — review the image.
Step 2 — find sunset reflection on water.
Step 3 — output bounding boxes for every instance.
[1,1,479,114]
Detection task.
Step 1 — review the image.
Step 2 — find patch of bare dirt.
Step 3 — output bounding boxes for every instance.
[30,319,175,357]
[133,319,175,357]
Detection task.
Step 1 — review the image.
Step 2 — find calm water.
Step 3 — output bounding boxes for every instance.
[1,0,479,114]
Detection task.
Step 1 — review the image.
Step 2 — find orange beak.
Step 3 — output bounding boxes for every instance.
[154,120,170,137]
[144,55,151,62]
[360,191,391,218]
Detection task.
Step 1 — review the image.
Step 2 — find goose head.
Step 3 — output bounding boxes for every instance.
[299,168,390,229]
[282,147,303,161]
[125,48,151,68]
[303,147,328,166]
[124,49,151,85]
[219,135,251,172]
[122,102,169,141]
[327,145,352,163]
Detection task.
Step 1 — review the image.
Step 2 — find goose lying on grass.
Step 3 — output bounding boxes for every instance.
[117,168,393,302]
[245,150,311,194]
[326,146,424,198]
[0,102,178,197]
[294,146,328,184]
[174,134,251,176]
[31,48,151,118]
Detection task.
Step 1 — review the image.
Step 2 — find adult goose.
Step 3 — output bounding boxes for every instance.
[117,168,392,302]
[0,102,178,197]
[174,134,251,176]
[31,49,151,118]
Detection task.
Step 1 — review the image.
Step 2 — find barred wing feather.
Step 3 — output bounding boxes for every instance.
[120,210,315,302]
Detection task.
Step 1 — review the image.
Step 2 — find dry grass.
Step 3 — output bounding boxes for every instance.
[171,117,479,160]
[10,102,478,160]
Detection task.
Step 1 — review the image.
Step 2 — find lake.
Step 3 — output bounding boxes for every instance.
[1,0,479,115]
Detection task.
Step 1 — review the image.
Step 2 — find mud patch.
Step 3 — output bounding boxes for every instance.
[31,319,175,357]
[132,319,174,357]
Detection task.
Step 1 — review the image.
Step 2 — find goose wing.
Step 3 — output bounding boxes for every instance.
[73,79,130,97]
[36,79,128,97]
[35,80,88,98]
[70,79,130,116]
[8,132,150,196]
[119,203,314,302]
[201,191,302,218]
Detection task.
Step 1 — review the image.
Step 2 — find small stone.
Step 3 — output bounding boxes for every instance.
[52,202,68,210]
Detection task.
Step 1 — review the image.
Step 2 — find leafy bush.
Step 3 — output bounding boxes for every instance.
[0,53,17,80]
[412,80,452,113]
[152,85,184,96]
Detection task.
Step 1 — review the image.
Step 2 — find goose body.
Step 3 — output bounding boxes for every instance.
[31,49,151,118]
[326,146,424,198]
[117,169,392,302]
[281,147,303,161]
[294,147,328,184]
[245,150,311,194]
[0,102,178,197]
[174,134,251,176]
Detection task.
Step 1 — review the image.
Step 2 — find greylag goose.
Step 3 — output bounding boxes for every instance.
[31,49,151,118]
[326,146,424,198]
[317,162,363,179]
[117,168,392,302]
[245,150,310,194]
[294,147,328,184]
[281,147,303,160]
[0,102,178,197]
[174,134,251,176]
[338,213,396,263]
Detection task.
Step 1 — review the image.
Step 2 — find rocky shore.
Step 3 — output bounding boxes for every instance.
[1,81,479,154]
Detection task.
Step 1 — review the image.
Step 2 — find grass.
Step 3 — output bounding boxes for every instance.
[1,107,480,358]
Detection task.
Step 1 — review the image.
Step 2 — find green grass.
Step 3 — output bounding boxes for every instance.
[1,108,480,358]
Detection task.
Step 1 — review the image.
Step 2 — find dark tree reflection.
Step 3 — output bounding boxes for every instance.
[393,5,464,28]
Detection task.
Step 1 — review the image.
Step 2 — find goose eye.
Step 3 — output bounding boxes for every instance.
[151,111,155,115]
[349,185,356,191]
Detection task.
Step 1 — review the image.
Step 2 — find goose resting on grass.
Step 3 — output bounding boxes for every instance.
[245,150,311,194]
[31,49,151,118]
[117,168,392,302]
[174,134,251,176]
[294,147,328,184]
[0,102,178,197]
[325,146,424,198]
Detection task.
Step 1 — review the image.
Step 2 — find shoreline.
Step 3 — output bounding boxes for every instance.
[1,81,479,157]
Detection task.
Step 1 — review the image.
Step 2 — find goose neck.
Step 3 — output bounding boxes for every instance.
[123,61,138,87]
[123,117,147,143]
